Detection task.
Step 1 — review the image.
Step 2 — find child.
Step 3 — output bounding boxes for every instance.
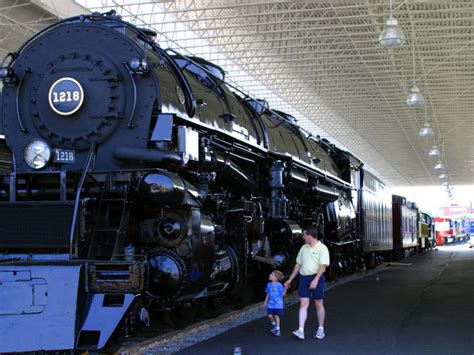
[264,270,286,336]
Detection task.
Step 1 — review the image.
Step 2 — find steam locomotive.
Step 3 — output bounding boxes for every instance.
[0,11,422,352]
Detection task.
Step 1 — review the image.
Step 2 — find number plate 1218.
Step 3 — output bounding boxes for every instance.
[54,149,75,164]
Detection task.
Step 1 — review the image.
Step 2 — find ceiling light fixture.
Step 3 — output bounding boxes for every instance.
[438,173,447,179]
[406,27,425,107]
[419,105,433,137]
[419,122,434,137]
[428,145,440,156]
[434,160,444,170]
[379,0,406,48]
[407,86,425,107]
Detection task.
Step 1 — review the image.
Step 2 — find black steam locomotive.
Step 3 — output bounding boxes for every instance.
[0,12,416,352]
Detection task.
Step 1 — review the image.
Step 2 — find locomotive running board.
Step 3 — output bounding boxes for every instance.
[0,265,82,352]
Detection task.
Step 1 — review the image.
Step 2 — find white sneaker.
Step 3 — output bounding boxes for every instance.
[292,329,305,340]
[315,327,325,339]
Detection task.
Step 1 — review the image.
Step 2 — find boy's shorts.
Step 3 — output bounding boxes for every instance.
[298,274,325,300]
[267,308,284,316]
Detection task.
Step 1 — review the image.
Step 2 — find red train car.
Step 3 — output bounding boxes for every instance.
[434,217,453,245]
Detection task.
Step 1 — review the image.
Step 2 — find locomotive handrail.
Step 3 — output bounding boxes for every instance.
[69,143,96,259]
[238,96,269,149]
[157,49,197,118]
[123,63,138,127]
[15,68,30,133]
[167,50,237,122]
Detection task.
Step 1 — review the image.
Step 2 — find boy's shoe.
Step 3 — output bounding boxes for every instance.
[315,327,325,339]
[270,324,276,333]
[292,329,305,340]
[273,328,281,337]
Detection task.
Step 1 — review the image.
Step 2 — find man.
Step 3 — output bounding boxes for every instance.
[284,226,330,340]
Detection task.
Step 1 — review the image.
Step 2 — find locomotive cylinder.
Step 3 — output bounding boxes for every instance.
[146,209,216,301]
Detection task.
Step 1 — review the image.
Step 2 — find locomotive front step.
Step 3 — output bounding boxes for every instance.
[86,261,146,293]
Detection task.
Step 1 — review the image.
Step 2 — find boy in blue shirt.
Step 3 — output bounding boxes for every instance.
[264,270,286,336]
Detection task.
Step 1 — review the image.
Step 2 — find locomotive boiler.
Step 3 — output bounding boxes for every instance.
[0,11,361,351]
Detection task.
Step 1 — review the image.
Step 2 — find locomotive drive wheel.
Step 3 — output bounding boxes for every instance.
[205,296,228,318]
[165,301,201,330]
[325,265,335,281]
[104,320,127,353]
[231,286,255,310]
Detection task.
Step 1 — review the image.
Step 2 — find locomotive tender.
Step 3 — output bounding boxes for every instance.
[0,11,424,351]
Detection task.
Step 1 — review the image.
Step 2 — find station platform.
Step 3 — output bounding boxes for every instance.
[176,244,474,355]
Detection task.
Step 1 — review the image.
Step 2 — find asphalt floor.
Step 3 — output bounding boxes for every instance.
[177,243,474,355]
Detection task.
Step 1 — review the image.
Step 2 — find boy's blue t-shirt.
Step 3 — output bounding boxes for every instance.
[266,281,285,309]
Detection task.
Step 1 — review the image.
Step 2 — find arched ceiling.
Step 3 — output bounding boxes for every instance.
[1,0,473,188]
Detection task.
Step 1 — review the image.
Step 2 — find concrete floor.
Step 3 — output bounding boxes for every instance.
[177,244,474,355]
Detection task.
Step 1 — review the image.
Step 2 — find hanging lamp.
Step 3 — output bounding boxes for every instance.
[379,0,406,48]
[406,27,425,107]
[419,105,433,137]
[434,160,444,170]
[428,145,440,156]
[429,136,440,156]
[419,122,433,137]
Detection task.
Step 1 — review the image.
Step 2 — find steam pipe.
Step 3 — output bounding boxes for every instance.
[114,147,182,164]
[214,152,257,194]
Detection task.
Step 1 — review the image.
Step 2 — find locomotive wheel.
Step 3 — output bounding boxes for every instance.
[164,300,200,330]
[231,286,254,310]
[104,320,126,353]
[364,252,376,269]
[205,296,227,318]
[325,265,335,281]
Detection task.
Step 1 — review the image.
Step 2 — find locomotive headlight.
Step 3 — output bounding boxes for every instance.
[129,57,141,70]
[128,58,148,73]
[0,67,10,78]
[24,139,51,169]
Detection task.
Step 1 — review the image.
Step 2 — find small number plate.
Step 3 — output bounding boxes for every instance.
[54,149,75,164]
